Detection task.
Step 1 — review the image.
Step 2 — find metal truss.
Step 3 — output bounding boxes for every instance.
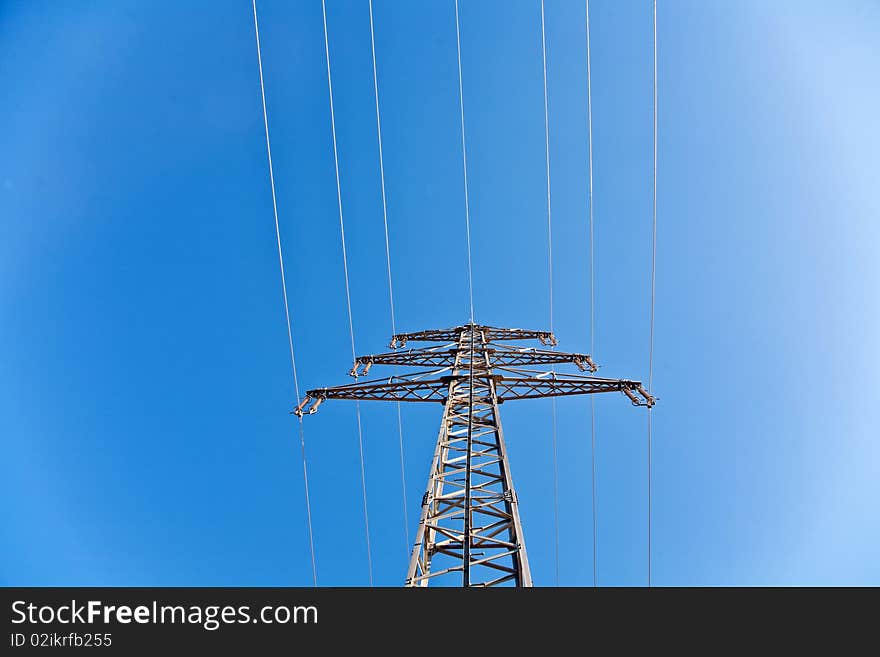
[349,343,597,376]
[389,325,557,348]
[295,323,654,587]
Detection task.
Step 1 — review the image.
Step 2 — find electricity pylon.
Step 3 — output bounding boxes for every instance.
[295,323,654,587]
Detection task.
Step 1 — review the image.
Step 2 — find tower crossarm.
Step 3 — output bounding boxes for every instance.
[349,343,597,376]
[390,324,557,348]
[493,373,654,406]
[349,346,459,376]
[294,375,451,415]
[483,345,597,372]
[294,372,652,415]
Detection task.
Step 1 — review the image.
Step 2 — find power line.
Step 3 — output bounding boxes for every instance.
[541,1,554,336]
[453,0,475,323]
[369,1,397,339]
[648,0,658,588]
[540,0,560,587]
[585,0,598,589]
[368,0,409,562]
[251,0,317,586]
[321,0,374,587]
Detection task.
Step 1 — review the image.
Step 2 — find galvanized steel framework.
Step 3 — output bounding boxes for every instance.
[295,324,653,587]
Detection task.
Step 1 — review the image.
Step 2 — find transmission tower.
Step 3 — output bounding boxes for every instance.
[295,323,654,587]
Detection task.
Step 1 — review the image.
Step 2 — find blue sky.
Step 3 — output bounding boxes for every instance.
[2,0,878,586]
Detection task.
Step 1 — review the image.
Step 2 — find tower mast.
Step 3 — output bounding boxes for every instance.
[296,323,653,587]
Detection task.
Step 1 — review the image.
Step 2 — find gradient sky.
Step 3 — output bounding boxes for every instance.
[2,0,878,586]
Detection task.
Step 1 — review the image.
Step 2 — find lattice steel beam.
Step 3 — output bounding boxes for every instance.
[295,374,652,414]
[389,324,556,348]
[349,344,597,376]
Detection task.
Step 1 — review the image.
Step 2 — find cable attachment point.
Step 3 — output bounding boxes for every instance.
[293,395,325,417]
[349,359,373,378]
[538,332,558,347]
[622,383,656,408]
[574,354,599,373]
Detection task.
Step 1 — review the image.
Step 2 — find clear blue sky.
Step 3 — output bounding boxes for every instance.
[2,0,879,586]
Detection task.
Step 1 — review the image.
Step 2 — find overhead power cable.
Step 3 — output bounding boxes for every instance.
[585,0,598,589]
[453,0,475,323]
[251,0,317,586]
[648,0,658,588]
[321,0,374,587]
[368,0,409,562]
[539,0,560,587]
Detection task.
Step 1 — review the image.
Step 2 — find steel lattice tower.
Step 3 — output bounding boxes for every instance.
[295,324,654,587]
